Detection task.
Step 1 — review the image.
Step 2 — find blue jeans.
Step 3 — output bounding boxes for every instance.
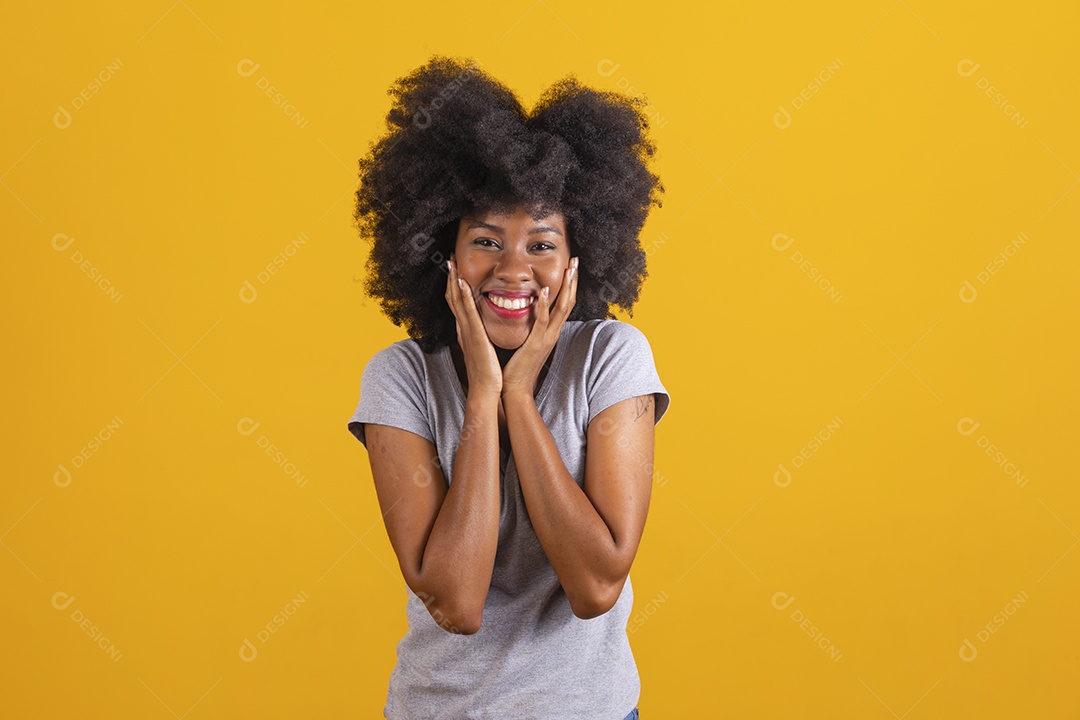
[622,709,639,720]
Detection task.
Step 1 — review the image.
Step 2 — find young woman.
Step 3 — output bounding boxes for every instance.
[347,54,670,720]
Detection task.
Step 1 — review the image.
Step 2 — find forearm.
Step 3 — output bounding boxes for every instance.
[418,390,501,631]
[502,389,620,617]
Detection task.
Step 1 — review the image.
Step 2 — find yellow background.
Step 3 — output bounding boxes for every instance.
[3,1,1078,717]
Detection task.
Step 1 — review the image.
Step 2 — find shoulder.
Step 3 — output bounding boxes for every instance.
[362,338,437,386]
[564,319,669,425]
[366,337,427,364]
[563,318,654,358]
[557,319,660,385]
[350,338,441,447]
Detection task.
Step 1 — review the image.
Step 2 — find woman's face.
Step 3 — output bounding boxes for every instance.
[452,205,571,350]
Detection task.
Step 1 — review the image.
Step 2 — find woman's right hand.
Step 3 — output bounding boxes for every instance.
[445,256,502,398]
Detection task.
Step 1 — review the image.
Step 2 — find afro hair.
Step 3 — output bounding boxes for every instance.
[353,54,664,353]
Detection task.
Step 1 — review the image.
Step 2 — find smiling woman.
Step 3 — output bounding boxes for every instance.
[345,54,670,720]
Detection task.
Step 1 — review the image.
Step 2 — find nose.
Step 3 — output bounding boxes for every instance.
[493,245,532,284]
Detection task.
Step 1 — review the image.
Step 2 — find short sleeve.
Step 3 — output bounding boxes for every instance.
[346,342,434,449]
[586,321,671,427]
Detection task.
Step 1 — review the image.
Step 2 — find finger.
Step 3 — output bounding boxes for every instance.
[458,275,483,325]
[459,276,497,345]
[446,259,474,332]
[563,265,574,308]
[445,259,460,313]
[537,286,551,326]
[555,263,575,317]
[567,257,579,311]
[446,269,471,340]
[449,267,483,350]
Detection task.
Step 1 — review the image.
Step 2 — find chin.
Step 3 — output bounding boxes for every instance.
[492,337,527,351]
[488,327,531,350]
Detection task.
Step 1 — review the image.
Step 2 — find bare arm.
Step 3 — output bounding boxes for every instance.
[364,386,501,634]
[502,390,655,619]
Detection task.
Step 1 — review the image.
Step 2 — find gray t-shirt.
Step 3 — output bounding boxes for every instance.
[347,318,671,720]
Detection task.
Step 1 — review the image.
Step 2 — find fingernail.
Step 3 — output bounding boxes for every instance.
[572,257,579,269]
[457,278,464,288]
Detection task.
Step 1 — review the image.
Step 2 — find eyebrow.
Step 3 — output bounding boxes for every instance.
[466,220,564,237]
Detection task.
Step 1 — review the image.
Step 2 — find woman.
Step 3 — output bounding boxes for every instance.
[347,54,670,720]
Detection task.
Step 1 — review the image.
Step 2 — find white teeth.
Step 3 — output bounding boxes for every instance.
[487,294,535,310]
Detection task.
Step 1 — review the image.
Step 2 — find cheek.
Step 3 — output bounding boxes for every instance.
[455,257,484,286]
[544,267,567,291]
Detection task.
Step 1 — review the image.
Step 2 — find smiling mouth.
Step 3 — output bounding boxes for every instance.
[483,293,536,311]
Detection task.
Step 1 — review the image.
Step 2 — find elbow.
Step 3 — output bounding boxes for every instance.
[414,588,484,635]
[569,578,623,620]
[571,600,612,621]
[443,606,483,635]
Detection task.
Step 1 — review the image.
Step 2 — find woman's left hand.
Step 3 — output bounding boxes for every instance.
[501,256,579,398]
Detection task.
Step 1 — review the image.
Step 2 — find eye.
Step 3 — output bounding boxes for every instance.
[472,237,499,248]
[531,243,556,252]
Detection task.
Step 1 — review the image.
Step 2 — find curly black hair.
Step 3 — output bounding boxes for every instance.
[353,54,664,353]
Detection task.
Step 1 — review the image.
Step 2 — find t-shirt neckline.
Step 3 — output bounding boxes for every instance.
[440,324,571,409]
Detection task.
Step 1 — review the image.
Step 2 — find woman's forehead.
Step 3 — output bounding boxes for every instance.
[463,204,564,223]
